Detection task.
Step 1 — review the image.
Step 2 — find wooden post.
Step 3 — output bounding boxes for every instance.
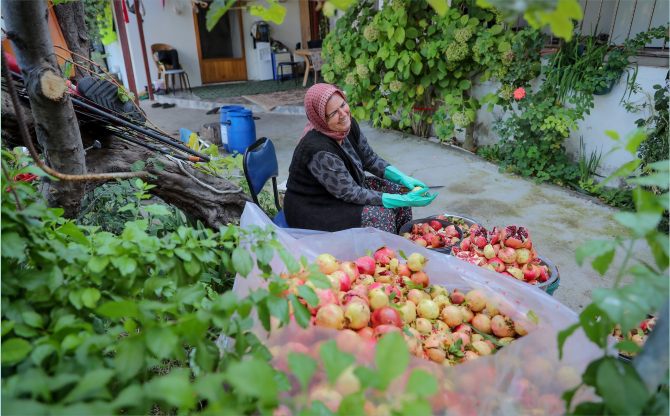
[112,0,137,99]
[299,1,311,48]
[134,0,153,101]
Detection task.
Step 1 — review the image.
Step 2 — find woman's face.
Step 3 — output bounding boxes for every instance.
[324,93,351,133]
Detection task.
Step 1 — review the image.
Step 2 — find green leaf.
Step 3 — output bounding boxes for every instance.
[376,332,409,390]
[353,366,380,390]
[596,160,641,189]
[143,204,171,216]
[490,25,502,35]
[401,396,433,415]
[1,338,32,364]
[498,41,511,52]
[249,2,286,24]
[130,161,146,172]
[427,0,449,16]
[627,172,669,189]
[405,27,418,39]
[460,15,469,25]
[1,232,25,261]
[614,211,662,237]
[62,61,73,79]
[575,239,618,268]
[411,61,423,75]
[596,357,649,415]
[646,233,669,271]
[226,357,278,405]
[306,271,333,289]
[62,368,115,404]
[594,264,668,333]
[287,294,310,328]
[298,285,319,307]
[320,340,355,384]
[394,27,405,44]
[557,323,580,359]
[232,247,254,277]
[81,287,101,309]
[338,392,365,415]
[206,0,236,31]
[56,222,89,245]
[459,79,471,90]
[405,369,437,397]
[146,327,178,358]
[96,300,141,319]
[288,352,317,391]
[87,255,109,273]
[145,368,195,409]
[115,337,145,381]
[526,310,539,325]
[624,129,647,155]
[21,311,43,329]
[116,256,137,276]
[615,339,641,354]
[267,295,289,324]
[1,320,15,336]
[277,248,300,274]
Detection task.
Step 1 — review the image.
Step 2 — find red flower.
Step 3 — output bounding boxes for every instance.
[513,87,526,100]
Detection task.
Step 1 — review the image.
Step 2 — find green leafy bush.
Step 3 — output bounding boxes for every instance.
[321,0,544,139]
[559,129,669,414]
[0,147,311,414]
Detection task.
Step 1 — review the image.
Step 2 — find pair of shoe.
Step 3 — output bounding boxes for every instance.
[151,103,176,109]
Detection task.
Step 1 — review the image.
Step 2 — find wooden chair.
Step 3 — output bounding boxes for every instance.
[150,43,191,94]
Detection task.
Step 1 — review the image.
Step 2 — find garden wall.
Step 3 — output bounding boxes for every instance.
[447,63,668,185]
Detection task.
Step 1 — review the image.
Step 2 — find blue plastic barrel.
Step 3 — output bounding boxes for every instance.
[227,109,258,155]
[220,105,244,152]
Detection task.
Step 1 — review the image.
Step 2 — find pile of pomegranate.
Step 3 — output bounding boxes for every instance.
[449,223,551,286]
[401,220,460,249]
[280,247,531,366]
[611,316,657,358]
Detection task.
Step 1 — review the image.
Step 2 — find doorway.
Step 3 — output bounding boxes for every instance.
[193,4,247,83]
[309,1,328,42]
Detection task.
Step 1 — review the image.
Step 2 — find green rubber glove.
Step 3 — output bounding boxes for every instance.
[382,188,437,209]
[384,166,426,190]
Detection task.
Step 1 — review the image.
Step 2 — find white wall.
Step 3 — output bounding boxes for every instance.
[243,0,303,81]
[449,64,668,182]
[104,0,306,86]
[120,0,202,90]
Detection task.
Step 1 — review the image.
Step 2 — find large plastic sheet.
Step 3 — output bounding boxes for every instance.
[235,204,602,415]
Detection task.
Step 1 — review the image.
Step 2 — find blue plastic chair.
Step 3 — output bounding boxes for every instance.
[243,138,290,228]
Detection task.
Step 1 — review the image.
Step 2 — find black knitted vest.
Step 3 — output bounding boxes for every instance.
[284,119,366,231]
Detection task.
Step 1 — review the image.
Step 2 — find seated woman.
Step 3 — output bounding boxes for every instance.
[284,84,437,232]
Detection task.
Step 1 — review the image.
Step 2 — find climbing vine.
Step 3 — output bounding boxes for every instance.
[321,0,544,140]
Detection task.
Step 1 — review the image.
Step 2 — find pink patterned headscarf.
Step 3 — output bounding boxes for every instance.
[300,83,350,141]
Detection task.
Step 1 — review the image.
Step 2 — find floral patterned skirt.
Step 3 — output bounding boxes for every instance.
[361,176,413,234]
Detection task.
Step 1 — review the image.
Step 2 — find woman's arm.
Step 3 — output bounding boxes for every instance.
[357,133,390,177]
[308,151,382,205]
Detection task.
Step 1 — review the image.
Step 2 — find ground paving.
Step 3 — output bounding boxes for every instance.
[141,104,654,313]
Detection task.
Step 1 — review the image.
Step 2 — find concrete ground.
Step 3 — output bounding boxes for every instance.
[141,104,653,313]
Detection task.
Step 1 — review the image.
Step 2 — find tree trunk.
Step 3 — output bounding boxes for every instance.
[411,86,435,138]
[4,0,87,218]
[1,99,252,229]
[52,0,91,83]
[462,90,476,151]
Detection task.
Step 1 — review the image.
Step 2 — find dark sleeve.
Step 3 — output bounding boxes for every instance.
[308,151,383,205]
[358,132,390,177]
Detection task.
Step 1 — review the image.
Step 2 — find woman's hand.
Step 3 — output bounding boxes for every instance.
[384,166,426,189]
[382,188,437,209]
